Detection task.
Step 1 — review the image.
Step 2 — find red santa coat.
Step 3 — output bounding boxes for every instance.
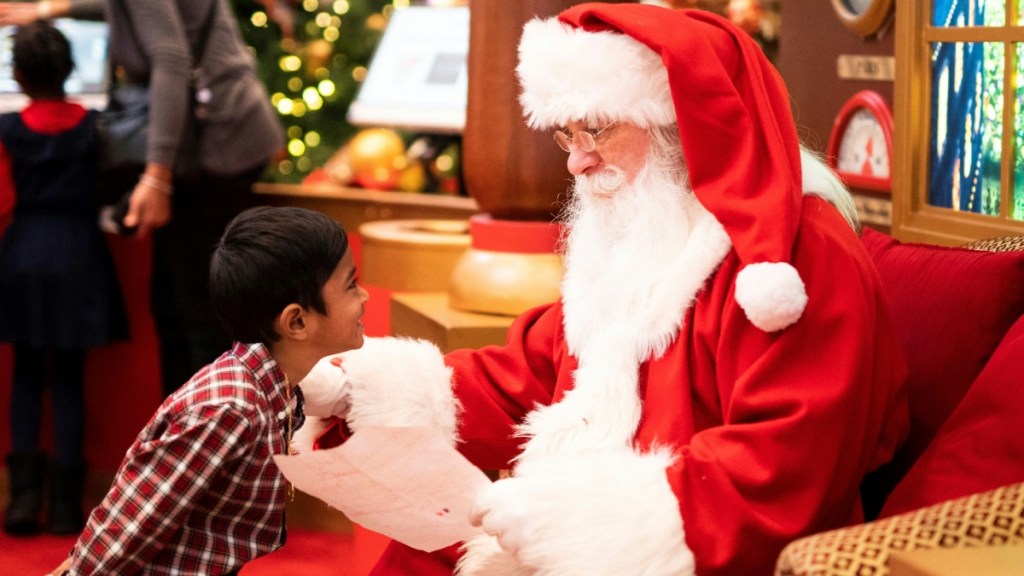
[366,197,909,575]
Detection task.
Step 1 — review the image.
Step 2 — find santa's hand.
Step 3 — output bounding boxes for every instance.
[298,355,351,418]
[341,337,459,443]
[465,449,695,575]
[470,477,535,560]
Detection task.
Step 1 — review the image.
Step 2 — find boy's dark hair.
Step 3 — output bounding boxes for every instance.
[13,20,73,96]
[210,206,349,344]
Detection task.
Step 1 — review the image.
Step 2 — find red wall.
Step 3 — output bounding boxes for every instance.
[0,236,162,470]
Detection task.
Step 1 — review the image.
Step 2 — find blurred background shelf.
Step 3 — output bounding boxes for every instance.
[254,183,478,229]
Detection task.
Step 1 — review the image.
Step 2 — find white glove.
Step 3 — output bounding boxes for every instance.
[470,476,535,562]
[467,449,695,575]
[297,354,351,418]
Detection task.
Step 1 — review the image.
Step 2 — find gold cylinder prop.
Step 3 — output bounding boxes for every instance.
[448,215,563,315]
[455,1,609,315]
[359,219,470,292]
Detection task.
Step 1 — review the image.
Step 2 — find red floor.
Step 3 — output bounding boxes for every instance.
[0,527,358,575]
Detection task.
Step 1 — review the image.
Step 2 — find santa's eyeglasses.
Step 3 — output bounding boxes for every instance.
[553,123,619,153]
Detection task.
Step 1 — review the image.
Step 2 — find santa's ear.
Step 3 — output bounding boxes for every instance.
[276,303,309,341]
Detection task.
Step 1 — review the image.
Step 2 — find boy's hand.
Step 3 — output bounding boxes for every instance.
[45,556,72,575]
[298,355,352,418]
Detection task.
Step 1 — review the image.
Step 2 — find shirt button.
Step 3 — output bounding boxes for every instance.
[278,410,286,420]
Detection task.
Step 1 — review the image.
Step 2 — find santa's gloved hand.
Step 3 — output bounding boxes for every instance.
[469,476,535,561]
[297,355,351,418]
[466,449,695,575]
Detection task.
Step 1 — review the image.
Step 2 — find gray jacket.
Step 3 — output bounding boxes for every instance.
[70,0,284,175]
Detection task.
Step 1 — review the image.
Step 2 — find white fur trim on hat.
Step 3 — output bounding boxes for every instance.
[516,17,675,129]
[734,262,808,332]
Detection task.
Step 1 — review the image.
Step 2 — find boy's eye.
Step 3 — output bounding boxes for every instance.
[349,276,360,289]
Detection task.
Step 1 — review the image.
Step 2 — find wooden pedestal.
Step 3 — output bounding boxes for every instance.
[390,292,515,353]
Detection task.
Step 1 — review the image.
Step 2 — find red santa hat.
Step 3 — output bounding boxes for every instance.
[517,3,807,332]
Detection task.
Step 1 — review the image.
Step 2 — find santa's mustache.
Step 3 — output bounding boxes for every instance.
[578,165,628,198]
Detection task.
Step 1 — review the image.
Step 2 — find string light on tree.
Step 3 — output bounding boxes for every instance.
[233,0,392,183]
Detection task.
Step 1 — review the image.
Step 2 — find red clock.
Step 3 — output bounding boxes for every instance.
[827,90,894,194]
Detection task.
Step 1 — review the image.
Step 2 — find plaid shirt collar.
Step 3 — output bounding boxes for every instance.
[230,341,295,452]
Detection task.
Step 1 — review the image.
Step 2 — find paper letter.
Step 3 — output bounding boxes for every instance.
[273,426,491,552]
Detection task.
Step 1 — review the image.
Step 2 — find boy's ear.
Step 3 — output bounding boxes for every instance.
[276,303,310,341]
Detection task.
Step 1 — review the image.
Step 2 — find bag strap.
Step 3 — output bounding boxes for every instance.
[191,0,219,71]
[110,0,219,81]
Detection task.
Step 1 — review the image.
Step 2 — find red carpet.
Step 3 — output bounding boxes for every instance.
[0,527,356,575]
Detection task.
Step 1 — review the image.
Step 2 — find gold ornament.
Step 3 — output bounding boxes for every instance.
[304,39,333,76]
[347,128,406,190]
[397,162,427,193]
[431,142,461,195]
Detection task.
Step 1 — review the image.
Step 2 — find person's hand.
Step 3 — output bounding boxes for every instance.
[43,556,72,576]
[469,476,535,562]
[467,449,695,574]
[0,2,44,26]
[254,0,296,40]
[122,172,173,238]
[298,355,352,418]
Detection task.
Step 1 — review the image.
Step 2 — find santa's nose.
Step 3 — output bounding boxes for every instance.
[566,146,601,176]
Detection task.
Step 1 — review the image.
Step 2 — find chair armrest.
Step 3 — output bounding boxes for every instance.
[776,482,1024,576]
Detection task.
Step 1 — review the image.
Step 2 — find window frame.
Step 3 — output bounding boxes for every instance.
[893,1,1024,245]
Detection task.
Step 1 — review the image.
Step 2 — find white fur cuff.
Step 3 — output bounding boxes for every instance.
[340,337,461,445]
[460,448,694,575]
[298,355,352,418]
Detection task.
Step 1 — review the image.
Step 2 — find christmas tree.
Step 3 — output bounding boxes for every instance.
[231,0,393,183]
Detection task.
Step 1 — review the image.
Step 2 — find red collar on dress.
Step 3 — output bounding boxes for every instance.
[21,99,88,134]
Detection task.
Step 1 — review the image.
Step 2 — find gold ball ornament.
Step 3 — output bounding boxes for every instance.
[431,142,461,195]
[397,162,428,193]
[304,39,334,76]
[348,128,406,190]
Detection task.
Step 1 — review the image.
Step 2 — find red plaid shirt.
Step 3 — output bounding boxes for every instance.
[66,342,293,575]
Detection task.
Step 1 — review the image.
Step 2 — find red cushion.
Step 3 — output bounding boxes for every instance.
[880,313,1024,516]
[860,228,1024,479]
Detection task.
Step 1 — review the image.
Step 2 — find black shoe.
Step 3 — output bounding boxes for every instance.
[46,462,87,535]
[3,452,47,536]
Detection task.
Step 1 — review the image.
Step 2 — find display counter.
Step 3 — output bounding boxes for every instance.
[253,183,479,231]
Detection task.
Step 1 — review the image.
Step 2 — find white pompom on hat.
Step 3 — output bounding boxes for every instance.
[517,3,808,332]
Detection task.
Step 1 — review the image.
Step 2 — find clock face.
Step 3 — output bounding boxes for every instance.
[827,90,894,193]
[836,108,890,180]
[839,0,874,16]
[830,0,893,36]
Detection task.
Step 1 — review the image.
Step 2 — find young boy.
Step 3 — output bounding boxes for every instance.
[51,206,368,575]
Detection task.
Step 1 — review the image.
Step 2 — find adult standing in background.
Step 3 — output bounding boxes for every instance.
[0,0,285,396]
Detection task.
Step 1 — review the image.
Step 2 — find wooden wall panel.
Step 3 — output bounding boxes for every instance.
[776,1,895,156]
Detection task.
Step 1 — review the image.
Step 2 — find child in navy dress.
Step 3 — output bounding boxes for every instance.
[0,20,127,536]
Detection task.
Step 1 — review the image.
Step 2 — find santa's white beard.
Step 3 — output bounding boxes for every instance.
[459,146,723,576]
[559,151,705,360]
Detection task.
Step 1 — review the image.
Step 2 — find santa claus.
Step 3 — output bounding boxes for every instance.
[301,3,909,575]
